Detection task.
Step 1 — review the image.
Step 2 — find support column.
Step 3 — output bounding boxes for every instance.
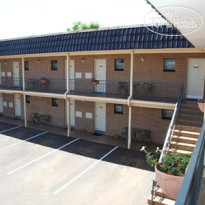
[66,53,71,137]
[66,99,71,137]
[66,53,70,92]
[22,58,27,127]
[127,51,134,149]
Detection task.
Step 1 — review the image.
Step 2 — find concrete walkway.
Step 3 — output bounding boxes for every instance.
[0,116,161,152]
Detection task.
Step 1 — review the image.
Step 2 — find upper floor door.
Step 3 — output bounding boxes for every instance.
[94,59,106,93]
[13,62,20,87]
[186,58,205,99]
[65,60,75,91]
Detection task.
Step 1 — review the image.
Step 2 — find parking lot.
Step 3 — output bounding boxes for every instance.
[0,122,154,205]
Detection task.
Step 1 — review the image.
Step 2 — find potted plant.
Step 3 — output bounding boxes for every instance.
[145,151,191,199]
[92,79,99,86]
[40,78,48,84]
[198,99,204,112]
[2,77,8,82]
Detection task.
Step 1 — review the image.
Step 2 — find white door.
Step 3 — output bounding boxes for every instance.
[187,58,205,99]
[94,59,106,93]
[65,60,75,91]
[65,100,75,127]
[94,102,106,132]
[0,94,3,114]
[0,63,2,85]
[13,62,20,87]
[14,95,21,118]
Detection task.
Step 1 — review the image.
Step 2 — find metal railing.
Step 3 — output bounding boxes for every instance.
[158,84,184,162]
[69,79,130,97]
[25,78,66,93]
[150,84,184,203]
[175,122,205,205]
[133,81,181,102]
[0,77,23,90]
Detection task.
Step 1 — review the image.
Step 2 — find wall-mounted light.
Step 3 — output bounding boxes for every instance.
[81,58,85,63]
[141,57,144,62]
[37,59,41,64]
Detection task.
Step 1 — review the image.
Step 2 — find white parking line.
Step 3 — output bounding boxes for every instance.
[0,131,48,152]
[0,125,22,134]
[7,138,79,175]
[53,146,118,195]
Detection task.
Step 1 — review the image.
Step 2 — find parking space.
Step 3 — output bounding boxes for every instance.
[0,122,154,205]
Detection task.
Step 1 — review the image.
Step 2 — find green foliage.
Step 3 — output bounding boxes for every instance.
[146,152,158,167]
[67,21,100,32]
[145,152,191,176]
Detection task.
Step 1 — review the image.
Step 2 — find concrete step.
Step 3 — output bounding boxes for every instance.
[173,130,199,138]
[178,113,203,122]
[177,119,203,128]
[180,108,203,116]
[175,125,201,133]
[168,149,193,155]
[172,135,198,144]
[170,142,195,152]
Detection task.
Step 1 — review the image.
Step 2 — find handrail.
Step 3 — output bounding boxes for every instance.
[150,84,184,204]
[175,122,205,205]
[158,84,184,162]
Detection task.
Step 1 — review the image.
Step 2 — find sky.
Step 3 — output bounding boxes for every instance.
[0,0,163,40]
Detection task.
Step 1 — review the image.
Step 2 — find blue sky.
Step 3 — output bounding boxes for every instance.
[0,0,162,39]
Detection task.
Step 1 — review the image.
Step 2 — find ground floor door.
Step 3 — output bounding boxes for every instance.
[94,59,106,93]
[0,94,3,114]
[13,62,20,87]
[14,95,21,118]
[94,102,106,132]
[187,58,205,99]
[65,100,75,127]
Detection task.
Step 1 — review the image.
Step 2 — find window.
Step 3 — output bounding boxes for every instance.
[52,98,58,107]
[162,109,174,120]
[51,60,58,70]
[24,61,29,70]
[115,58,124,71]
[26,95,30,104]
[164,58,176,71]
[114,104,123,114]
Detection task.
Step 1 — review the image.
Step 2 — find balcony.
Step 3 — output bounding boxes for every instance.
[69,79,130,98]
[0,77,23,90]
[0,77,182,103]
[133,81,181,103]
[25,78,66,94]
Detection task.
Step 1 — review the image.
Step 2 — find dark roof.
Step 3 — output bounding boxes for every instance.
[0,25,193,56]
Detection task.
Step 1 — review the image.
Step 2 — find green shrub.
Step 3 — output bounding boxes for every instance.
[146,152,191,176]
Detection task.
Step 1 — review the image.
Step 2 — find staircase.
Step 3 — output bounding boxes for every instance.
[147,101,203,205]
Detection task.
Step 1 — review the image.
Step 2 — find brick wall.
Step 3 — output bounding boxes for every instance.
[24,56,65,79]
[132,107,170,144]
[2,94,15,118]
[75,101,94,133]
[26,96,65,127]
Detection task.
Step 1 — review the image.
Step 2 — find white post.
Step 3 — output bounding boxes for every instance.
[23,95,27,127]
[66,53,70,92]
[127,51,134,149]
[22,58,27,127]
[66,99,71,137]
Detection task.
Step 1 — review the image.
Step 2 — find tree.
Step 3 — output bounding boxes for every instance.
[67,21,100,32]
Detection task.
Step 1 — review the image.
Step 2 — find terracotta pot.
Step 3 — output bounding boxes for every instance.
[2,77,8,82]
[92,81,99,86]
[155,165,184,200]
[40,79,47,84]
[198,102,204,112]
